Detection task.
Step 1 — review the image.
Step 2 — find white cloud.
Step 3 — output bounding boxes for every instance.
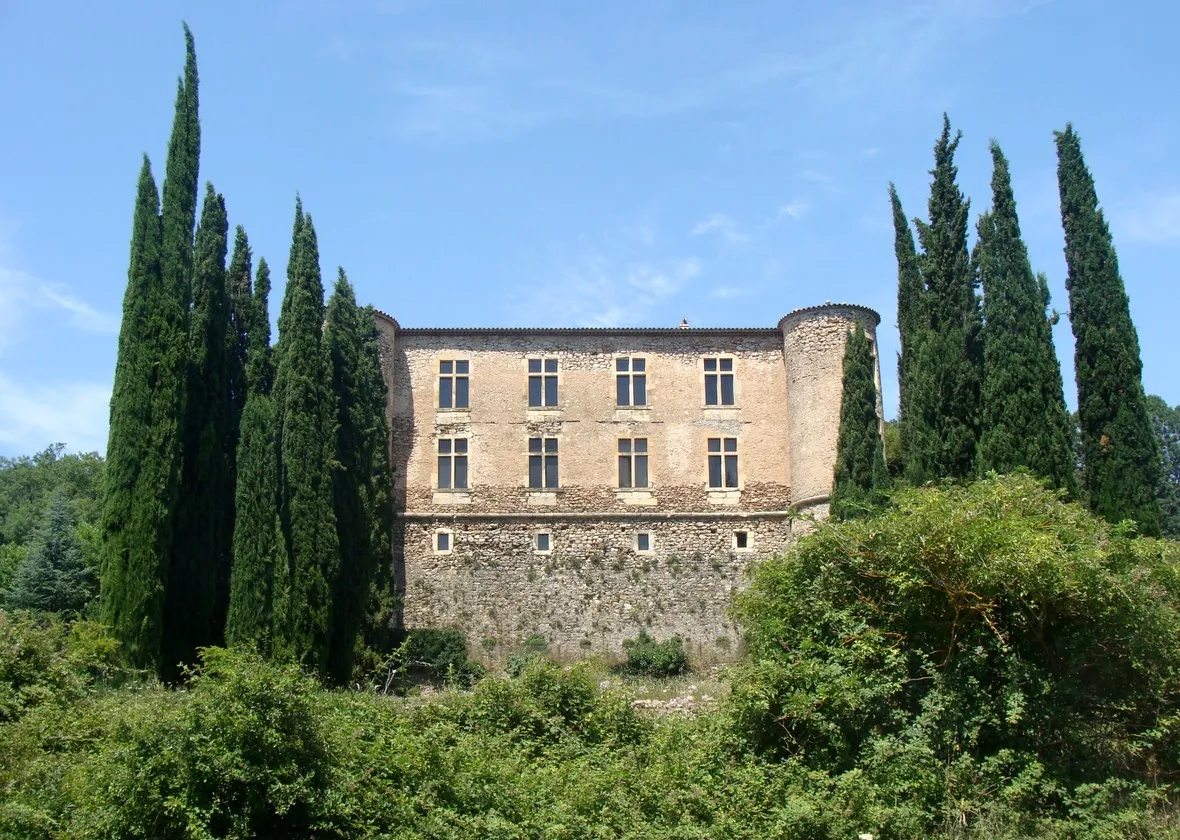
[0,266,118,353]
[1120,192,1180,244]
[778,201,808,220]
[709,285,747,299]
[0,371,110,455]
[691,213,749,244]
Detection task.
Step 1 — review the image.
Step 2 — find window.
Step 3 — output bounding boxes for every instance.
[707,437,739,488]
[439,360,469,409]
[734,530,750,550]
[529,437,559,488]
[617,438,649,488]
[703,357,735,406]
[437,437,468,490]
[615,356,647,406]
[534,532,552,553]
[635,531,652,553]
[528,358,559,407]
[434,529,453,554]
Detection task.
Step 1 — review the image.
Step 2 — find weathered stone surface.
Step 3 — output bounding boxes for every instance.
[373,307,881,662]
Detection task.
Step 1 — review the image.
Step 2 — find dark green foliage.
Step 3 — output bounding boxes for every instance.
[388,628,484,688]
[831,323,888,519]
[906,115,983,483]
[225,225,252,449]
[5,493,94,616]
[324,271,394,684]
[159,23,200,315]
[617,629,689,677]
[225,394,280,653]
[246,257,273,396]
[101,157,184,671]
[166,183,232,677]
[505,632,550,677]
[1147,395,1180,538]
[272,202,340,674]
[976,143,1077,493]
[0,445,104,548]
[891,183,922,469]
[733,475,1180,798]
[1057,124,1162,534]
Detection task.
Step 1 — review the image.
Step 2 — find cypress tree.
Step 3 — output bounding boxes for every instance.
[324,270,394,683]
[226,226,252,449]
[908,115,982,483]
[272,204,340,673]
[831,324,888,519]
[165,184,232,675]
[890,183,922,474]
[976,142,1077,492]
[1056,125,1161,534]
[226,251,279,651]
[101,158,181,669]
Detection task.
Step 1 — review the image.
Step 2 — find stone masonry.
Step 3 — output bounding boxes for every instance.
[373,303,882,664]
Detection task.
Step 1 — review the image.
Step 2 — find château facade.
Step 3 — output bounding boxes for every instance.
[373,303,882,662]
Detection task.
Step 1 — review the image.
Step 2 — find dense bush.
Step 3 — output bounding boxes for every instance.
[505,631,550,677]
[617,629,689,677]
[391,627,484,689]
[732,474,1180,824]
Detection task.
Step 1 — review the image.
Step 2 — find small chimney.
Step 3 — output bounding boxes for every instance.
[678,318,689,329]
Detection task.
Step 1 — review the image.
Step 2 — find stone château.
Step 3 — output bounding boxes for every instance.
[373,303,883,662]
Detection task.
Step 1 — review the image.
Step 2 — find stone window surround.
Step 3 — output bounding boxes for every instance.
[617,436,651,489]
[436,357,470,411]
[527,356,561,409]
[733,529,754,551]
[614,354,649,407]
[528,435,560,490]
[701,354,739,408]
[534,530,553,554]
[634,530,653,553]
[435,435,470,491]
[433,528,454,554]
[706,435,740,489]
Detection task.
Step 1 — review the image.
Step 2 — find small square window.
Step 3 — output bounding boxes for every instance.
[435,530,453,553]
[734,530,751,551]
[535,531,552,553]
[636,531,652,553]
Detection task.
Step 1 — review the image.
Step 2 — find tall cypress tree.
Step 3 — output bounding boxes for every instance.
[324,270,393,683]
[1056,124,1161,534]
[166,184,232,675]
[272,204,340,673]
[831,324,888,519]
[976,142,1077,492]
[890,183,922,474]
[226,226,252,450]
[102,158,170,669]
[226,251,279,652]
[907,115,982,483]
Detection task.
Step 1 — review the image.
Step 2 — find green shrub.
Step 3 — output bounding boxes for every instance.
[732,475,1180,805]
[505,632,549,677]
[618,629,689,677]
[396,627,484,688]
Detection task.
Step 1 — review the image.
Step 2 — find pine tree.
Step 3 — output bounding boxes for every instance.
[1056,124,1161,534]
[907,115,982,483]
[976,142,1077,492]
[890,183,922,474]
[226,226,252,450]
[272,203,340,673]
[101,157,180,669]
[165,184,232,675]
[7,493,94,616]
[831,324,888,519]
[324,271,393,683]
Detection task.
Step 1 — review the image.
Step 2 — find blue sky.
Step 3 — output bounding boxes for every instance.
[0,0,1176,456]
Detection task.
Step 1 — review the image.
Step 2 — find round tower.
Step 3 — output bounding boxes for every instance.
[778,303,882,518]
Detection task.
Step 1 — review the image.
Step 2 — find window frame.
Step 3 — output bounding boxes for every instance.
[534,531,553,554]
[617,437,650,489]
[528,436,560,489]
[733,530,753,551]
[434,529,454,554]
[438,359,470,410]
[527,357,560,408]
[614,355,648,407]
[635,531,653,553]
[703,356,736,407]
[436,436,469,490]
[707,436,740,489]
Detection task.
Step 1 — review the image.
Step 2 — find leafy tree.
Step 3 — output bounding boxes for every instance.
[1056,124,1161,534]
[5,493,94,616]
[1147,395,1180,538]
[733,475,1180,790]
[0,445,104,546]
[323,271,394,683]
[166,184,232,676]
[890,183,922,471]
[272,202,340,674]
[975,142,1077,492]
[831,323,887,519]
[906,115,982,483]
